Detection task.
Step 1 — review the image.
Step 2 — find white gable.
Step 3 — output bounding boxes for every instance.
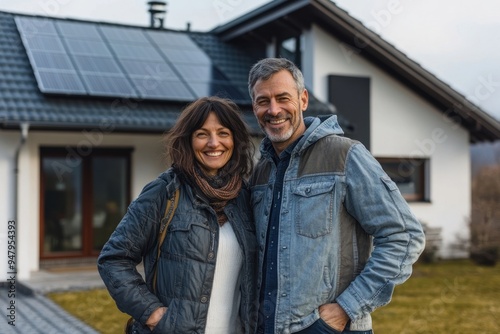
[303,24,470,257]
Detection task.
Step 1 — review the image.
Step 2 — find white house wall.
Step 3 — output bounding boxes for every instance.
[1,131,166,280]
[303,25,471,257]
[0,131,21,281]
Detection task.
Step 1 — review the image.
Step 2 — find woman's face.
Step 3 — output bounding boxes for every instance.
[192,112,234,176]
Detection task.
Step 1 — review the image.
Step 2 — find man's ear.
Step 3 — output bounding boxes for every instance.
[301,89,309,111]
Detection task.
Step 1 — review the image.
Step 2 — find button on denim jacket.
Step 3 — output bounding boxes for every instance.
[249,116,425,333]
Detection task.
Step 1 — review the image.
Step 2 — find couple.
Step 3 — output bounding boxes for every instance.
[98,58,425,334]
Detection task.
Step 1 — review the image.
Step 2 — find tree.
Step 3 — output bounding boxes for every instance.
[470,165,500,265]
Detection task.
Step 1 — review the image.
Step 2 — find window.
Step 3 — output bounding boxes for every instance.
[377,157,429,202]
[328,75,371,149]
[278,36,302,69]
[40,147,131,259]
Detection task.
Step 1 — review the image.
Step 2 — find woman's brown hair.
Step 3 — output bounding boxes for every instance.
[164,96,254,178]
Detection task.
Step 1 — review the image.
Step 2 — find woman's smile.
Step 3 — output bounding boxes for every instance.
[192,112,234,175]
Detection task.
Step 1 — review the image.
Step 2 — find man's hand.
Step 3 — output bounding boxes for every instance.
[145,306,167,330]
[319,303,349,332]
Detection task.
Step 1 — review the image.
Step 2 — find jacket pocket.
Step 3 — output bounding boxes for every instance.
[163,215,211,261]
[292,179,335,238]
[380,175,398,191]
[380,175,414,217]
[250,186,267,220]
[250,185,269,238]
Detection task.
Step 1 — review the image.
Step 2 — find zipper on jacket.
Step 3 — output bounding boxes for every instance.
[208,230,216,261]
[210,231,216,252]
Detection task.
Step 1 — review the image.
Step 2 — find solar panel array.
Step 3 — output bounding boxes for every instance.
[15,16,246,101]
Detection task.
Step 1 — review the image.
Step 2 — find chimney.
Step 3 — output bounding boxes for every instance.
[147,1,167,29]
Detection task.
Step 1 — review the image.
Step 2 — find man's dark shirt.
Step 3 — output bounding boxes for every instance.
[257,139,300,334]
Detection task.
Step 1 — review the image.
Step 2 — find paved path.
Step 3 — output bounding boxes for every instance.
[0,270,103,334]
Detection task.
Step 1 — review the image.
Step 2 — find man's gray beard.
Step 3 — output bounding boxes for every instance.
[262,126,294,143]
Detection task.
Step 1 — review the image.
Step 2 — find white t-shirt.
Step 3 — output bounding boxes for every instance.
[205,221,243,334]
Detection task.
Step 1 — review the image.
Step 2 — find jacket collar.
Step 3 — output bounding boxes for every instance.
[259,115,344,159]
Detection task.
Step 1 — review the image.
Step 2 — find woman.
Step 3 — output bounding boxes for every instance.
[98,96,258,334]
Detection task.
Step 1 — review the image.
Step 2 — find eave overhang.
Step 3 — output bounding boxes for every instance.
[212,0,500,143]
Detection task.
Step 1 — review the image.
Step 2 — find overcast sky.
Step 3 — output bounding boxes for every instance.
[0,0,499,120]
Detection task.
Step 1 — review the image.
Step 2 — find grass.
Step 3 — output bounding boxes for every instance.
[48,260,500,334]
[48,288,130,334]
[371,259,500,333]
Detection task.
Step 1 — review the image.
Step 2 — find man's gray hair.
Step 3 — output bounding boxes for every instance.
[248,58,305,100]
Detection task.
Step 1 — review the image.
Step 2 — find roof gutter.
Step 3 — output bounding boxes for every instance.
[13,122,29,275]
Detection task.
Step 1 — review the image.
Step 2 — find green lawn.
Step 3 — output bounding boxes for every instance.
[48,288,130,334]
[372,260,500,333]
[48,260,500,334]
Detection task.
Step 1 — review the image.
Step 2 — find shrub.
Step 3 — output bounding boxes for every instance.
[470,165,500,266]
[419,222,442,263]
[470,247,498,266]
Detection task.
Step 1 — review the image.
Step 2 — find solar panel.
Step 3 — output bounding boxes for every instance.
[160,48,211,65]
[130,77,195,100]
[65,39,112,57]
[15,17,58,36]
[146,30,197,48]
[109,43,163,61]
[175,63,245,100]
[73,55,122,74]
[120,58,194,100]
[22,35,65,52]
[81,74,136,97]
[31,51,74,70]
[36,70,87,94]
[210,83,247,100]
[15,16,243,102]
[147,30,243,100]
[120,60,178,80]
[56,21,101,40]
[175,64,212,81]
[100,25,150,44]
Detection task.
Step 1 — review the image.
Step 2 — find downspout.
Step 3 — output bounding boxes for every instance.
[13,122,29,277]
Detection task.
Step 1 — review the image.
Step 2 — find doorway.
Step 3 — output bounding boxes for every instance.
[40,147,131,260]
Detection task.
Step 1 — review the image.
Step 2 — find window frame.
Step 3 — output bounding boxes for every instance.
[376,156,430,203]
[39,146,132,260]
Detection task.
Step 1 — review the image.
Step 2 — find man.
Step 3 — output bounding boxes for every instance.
[248,57,425,334]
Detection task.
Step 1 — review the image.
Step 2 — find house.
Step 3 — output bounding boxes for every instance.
[1,0,499,281]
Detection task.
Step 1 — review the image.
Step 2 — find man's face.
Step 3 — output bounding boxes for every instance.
[252,70,309,154]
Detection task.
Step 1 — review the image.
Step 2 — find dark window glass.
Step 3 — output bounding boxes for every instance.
[377,157,429,202]
[40,148,131,259]
[42,157,83,253]
[92,157,128,250]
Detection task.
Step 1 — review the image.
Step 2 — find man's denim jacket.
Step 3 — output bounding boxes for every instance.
[249,116,425,333]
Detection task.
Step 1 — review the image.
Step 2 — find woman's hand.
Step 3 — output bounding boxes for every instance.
[319,303,349,332]
[146,306,167,331]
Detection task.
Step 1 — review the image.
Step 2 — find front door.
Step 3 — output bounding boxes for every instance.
[40,147,131,260]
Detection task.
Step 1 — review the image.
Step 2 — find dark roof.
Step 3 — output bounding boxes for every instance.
[212,0,500,143]
[189,33,262,99]
[0,11,263,134]
[0,10,339,136]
